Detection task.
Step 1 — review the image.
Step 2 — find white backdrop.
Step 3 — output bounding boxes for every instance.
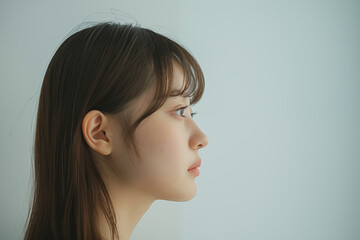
[1,0,359,239]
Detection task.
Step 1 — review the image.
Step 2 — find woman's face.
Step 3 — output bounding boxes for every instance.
[110,63,208,202]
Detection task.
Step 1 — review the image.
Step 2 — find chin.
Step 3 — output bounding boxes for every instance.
[164,184,198,202]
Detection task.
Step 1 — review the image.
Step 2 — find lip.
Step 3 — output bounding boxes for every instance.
[188,158,201,170]
[188,159,201,176]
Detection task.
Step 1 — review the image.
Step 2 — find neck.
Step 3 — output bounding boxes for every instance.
[98,184,154,240]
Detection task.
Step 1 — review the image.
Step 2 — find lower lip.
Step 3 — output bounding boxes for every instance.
[188,167,200,176]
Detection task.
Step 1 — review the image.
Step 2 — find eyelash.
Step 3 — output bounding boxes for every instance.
[174,106,197,118]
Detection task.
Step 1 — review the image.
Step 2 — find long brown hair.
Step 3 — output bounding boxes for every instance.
[25,22,204,239]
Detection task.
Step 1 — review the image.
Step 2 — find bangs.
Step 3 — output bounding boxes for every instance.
[166,43,204,105]
[128,27,205,137]
[150,32,205,105]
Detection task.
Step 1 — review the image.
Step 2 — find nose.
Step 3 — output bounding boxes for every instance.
[189,124,209,150]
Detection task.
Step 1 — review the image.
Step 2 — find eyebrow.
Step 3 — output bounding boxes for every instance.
[169,89,183,96]
[169,86,192,96]
[168,93,190,100]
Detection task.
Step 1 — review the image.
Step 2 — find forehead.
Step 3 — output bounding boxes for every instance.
[167,62,191,104]
[126,60,187,118]
[171,61,186,91]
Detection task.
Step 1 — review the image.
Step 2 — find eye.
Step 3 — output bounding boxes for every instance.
[174,106,187,118]
[174,106,197,118]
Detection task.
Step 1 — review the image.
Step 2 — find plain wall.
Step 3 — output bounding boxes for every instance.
[1,0,359,239]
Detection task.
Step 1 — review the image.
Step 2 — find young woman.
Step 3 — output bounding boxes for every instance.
[25,22,208,240]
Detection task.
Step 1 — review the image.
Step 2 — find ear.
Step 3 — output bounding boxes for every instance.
[82,110,112,156]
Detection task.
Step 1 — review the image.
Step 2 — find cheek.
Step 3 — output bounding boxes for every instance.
[157,130,184,158]
[133,117,194,198]
[137,120,186,169]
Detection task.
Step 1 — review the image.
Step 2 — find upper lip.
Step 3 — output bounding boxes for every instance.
[188,158,202,170]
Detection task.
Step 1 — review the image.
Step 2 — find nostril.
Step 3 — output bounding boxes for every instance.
[190,130,208,150]
[197,143,204,150]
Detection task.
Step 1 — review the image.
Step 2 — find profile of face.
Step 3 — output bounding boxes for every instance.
[104,61,209,202]
[27,23,207,240]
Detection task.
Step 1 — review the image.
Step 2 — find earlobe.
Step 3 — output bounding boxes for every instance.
[82,110,112,156]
